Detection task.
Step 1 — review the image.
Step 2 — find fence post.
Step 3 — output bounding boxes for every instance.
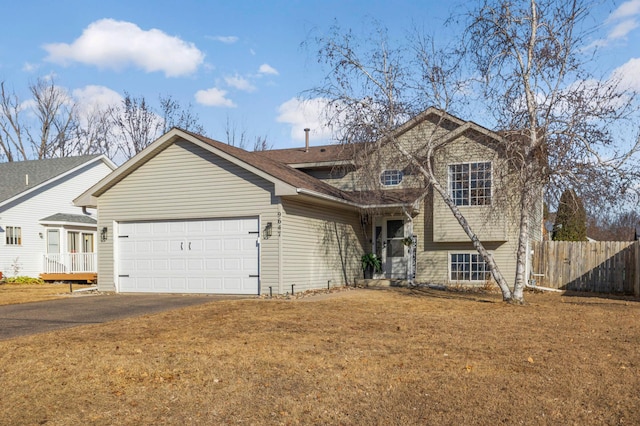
[633,240,640,297]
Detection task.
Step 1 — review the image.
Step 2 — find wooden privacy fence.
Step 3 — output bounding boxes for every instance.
[531,241,639,295]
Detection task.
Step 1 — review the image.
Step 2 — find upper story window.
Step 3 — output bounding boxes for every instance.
[449,162,492,206]
[380,169,403,186]
[6,226,22,246]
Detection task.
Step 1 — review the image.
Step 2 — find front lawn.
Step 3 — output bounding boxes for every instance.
[0,283,92,305]
[0,287,638,424]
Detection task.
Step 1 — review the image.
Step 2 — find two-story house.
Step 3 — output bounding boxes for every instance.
[75,108,542,294]
[0,155,116,280]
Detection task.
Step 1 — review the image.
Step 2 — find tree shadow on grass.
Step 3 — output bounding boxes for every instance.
[373,285,503,304]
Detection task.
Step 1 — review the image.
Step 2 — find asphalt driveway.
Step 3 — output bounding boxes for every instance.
[0,294,247,340]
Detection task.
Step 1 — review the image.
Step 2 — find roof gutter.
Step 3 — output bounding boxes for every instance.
[295,188,421,212]
[38,220,97,227]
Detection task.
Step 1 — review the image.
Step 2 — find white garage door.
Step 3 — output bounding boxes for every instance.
[117,218,259,294]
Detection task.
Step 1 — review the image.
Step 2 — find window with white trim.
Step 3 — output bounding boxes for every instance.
[6,226,22,246]
[449,162,492,206]
[380,169,403,186]
[450,253,491,281]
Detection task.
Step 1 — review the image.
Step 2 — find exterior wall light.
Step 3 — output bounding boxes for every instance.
[265,222,273,238]
[101,227,108,242]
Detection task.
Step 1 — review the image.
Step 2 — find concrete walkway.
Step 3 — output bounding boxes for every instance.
[0,294,246,340]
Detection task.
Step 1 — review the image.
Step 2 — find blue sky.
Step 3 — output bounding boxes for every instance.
[0,0,638,150]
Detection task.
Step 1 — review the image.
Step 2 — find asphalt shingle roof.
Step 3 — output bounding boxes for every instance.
[0,156,100,203]
[183,130,425,207]
[39,213,97,224]
[257,143,363,165]
[183,131,356,202]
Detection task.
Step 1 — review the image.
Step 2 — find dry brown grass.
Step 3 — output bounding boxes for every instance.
[0,283,93,305]
[1,287,639,425]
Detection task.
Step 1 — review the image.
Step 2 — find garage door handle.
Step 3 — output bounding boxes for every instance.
[249,274,259,278]
[119,275,130,277]
[181,242,183,250]
[189,242,191,250]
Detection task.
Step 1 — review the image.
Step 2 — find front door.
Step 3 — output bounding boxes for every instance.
[383,219,406,279]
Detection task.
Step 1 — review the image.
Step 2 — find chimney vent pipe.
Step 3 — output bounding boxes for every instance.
[304,128,310,152]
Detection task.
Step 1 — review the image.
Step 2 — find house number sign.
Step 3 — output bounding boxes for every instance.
[277,212,282,236]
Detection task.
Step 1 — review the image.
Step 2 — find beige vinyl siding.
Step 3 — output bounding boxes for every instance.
[416,193,518,285]
[432,134,513,242]
[318,116,455,192]
[96,140,280,293]
[280,198,365,292]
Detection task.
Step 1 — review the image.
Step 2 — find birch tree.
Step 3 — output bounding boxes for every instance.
[309,0,639,303]
[463,0,639,301]
[309,24,515,299]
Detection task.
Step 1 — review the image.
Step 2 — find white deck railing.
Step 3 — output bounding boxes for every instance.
[42,253,97,274]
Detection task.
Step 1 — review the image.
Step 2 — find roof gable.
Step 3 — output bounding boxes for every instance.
[77,129,357,208]
[0,155,116,207]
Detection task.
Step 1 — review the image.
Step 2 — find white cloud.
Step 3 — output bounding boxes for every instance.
[73,85,123,113]
[195,87,236,107]
[258,63,279,75]
[613,57,640,91]
[276,97,333,143]
[589,1,640,48]
[70,85,124,131]
[43,19,204,77]
[225,74,256,92]
[607,0,640,23]
[22,62,38,73]
[208,35,239,44]
[608,19,639,40]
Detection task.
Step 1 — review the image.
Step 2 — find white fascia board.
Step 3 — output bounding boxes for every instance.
[288,160,354,169]
[2,155,115,210]
[295,188,419,213]
[39,220,97,228]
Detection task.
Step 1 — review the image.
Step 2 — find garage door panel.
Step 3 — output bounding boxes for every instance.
[152,259,170,271]
[135,241,153,254]
[187,258,204,271]
[205,239,222,251]
[118,218,259,294]
[169,258,187,271]
[169,221,186,234]
[242,238,258,251]
[223,220,241,233]
[187,278,204,291]
[224,277,241,290]
[206,259,222,270]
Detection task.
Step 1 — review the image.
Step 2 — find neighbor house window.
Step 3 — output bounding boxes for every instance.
[380,169,403,186]
[449,162,492,206]
[450,253,491,281]
[6,226,22,245]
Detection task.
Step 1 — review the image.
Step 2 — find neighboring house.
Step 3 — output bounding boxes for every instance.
[0,156,117,280]
[75,108,542,295]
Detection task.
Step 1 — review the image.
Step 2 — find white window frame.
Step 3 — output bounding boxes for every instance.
[448,251,492,282]
[448,162,492,206]
[6,226,22,246]
[380,169,403,186]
